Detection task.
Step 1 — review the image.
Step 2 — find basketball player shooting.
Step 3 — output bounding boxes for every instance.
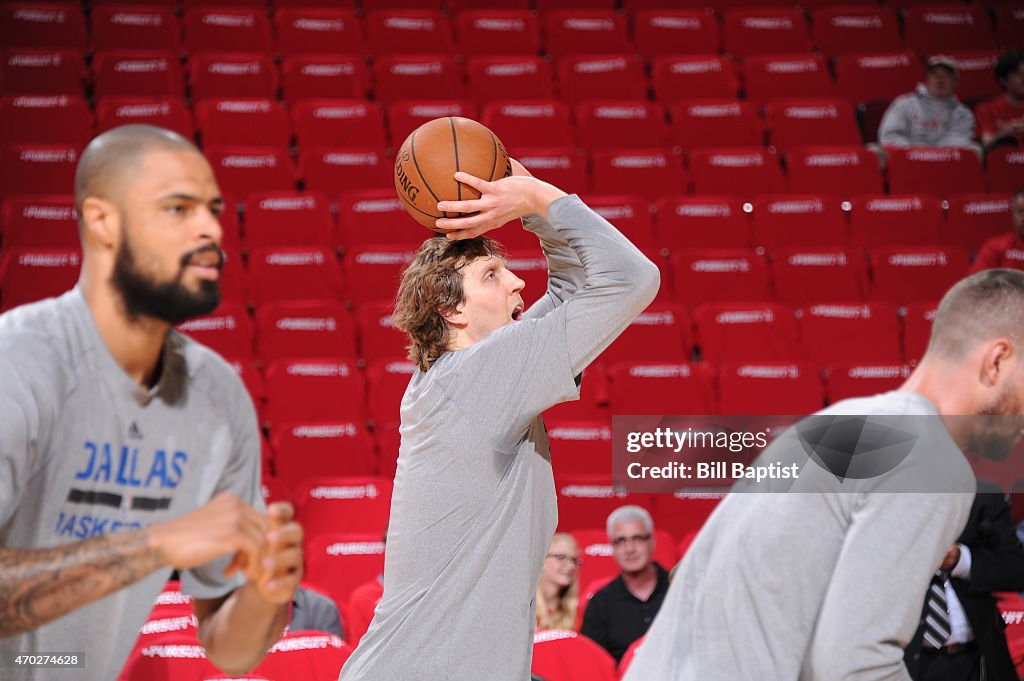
[338,160,660,681]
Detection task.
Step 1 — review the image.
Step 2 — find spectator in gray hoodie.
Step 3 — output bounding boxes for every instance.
[879,55,977,151]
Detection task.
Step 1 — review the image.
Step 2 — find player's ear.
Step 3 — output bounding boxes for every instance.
[440,304,466,327]
[80,196,119,249]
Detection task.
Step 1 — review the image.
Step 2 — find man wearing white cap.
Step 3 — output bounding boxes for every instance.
[879,55,978,150]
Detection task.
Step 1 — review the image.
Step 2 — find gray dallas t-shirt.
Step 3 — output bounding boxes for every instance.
[340,195,660,681]
[0,287,262,681]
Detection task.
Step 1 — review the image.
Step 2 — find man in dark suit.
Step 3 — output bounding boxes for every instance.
[905,482,1024,681]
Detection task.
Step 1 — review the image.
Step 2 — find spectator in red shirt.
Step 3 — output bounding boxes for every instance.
[969,189,1024,273]
[976,52,1024,152]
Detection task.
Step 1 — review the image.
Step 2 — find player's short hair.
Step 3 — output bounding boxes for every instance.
[74,124,201,218]
[995,51,1024,86]
[927,269,1024,360]
[394,236,506,372]
[606,505,654,540]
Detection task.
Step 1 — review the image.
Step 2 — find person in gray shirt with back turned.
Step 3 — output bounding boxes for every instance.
[339,160,660,681]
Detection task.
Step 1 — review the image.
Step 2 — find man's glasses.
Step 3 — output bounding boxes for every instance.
[546,553,583,567]
[611,533,652,548]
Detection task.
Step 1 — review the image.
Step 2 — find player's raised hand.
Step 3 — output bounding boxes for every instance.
[247,502,303,605]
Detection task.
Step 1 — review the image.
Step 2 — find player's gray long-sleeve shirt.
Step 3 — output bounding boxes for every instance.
[340,194,660,681]
[622,391,975,681]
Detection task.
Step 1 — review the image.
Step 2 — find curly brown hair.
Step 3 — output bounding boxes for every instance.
[394,236,507,371]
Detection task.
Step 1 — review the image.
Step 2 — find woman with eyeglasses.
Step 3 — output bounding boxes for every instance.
[535,533,582,631]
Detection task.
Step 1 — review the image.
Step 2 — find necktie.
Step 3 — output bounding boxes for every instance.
[922,570,951,649]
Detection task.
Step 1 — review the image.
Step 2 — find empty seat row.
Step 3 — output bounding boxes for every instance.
[4,4,1016,62]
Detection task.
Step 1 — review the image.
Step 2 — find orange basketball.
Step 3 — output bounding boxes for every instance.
[393,117,511,230]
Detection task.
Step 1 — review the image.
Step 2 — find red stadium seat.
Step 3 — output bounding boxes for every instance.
[652,56,740,104]
[182,7,272,53]
[387,99,478,149]
[744,54,834,105]
[95,97,193,138]
[671,249,771,305]
[299,148,391,195]
[365,357,414,424]
[0,3,86,51]
[750,195,848,249]
[771,247,867,305]
[481,100,574,149]
[465,56,554,104]
[996,6,1024,50]
[372,55,463,106]
[825,363,910,402]
[336,189,420,250]
[261,476,290,505]
[576,101,669,151]
[271,422,376,489]
[718,362,824,414]
[1,194,78,249]
[205,146,295,198]
[274,8,361,56]
[536,0,616,9]
[195,98,289,148]
[800,301,902,364]
[366,10,452,55]
[120,636,214,681]
[950,52,1001,102]
[886,147,985,198]
[516,148,588,195]
[281,54,369,102]
[0,247,81,311]
[579,195,656,249]
[942,194,1014,253]
[305,532,387,605]
[255,300,356,361]
[904,5,995,55]
[343,246,415,305]
[870,247,969,305]
[557,55,647,107]
[544,420,612,480]
[849,194,943,249]
[633,10,720,60]
[188,53,277,100]
[176,302,254,359]
[668,99,761,152]
[654,195,750,250]
[218,249,247,303]
[264,358,365,427]
[596,302,692,368]
[92,50,183,98]
[454,10,540,57]
[247,247,344,306]
[693,303,799,363]
[987,148,1024,194]
[590,149,687,200]
[450,0,529,8]
[902,301,938,364]
[763,99,861,152]
[555,476,654,533]
[606,362,715,415]
[0,144,79,200]
[811,6,901,57]
[1,49,85,96]
[243,191,334,250]
[362,0,443,8]
[542,11,630,60]
[291,99,386,151]
[723,9,811,59]
[786,146,885,197]
[295,478,392,540]
[357,304,406,363]
[834,51,921,104]
[651,492,725,545]
[689,147,785,198]
[252,632,352,681]
[91,5,179,52]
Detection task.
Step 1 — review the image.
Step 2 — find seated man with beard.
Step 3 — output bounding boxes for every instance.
[0,125,302,681]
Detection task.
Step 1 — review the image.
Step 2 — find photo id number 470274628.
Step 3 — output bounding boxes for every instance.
[1,652,85,668]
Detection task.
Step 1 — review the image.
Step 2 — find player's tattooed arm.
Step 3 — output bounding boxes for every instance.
[0,529,163,638]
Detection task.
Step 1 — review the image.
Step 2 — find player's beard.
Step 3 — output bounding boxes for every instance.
[965,387,1024,461]
[111,230,223,326]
